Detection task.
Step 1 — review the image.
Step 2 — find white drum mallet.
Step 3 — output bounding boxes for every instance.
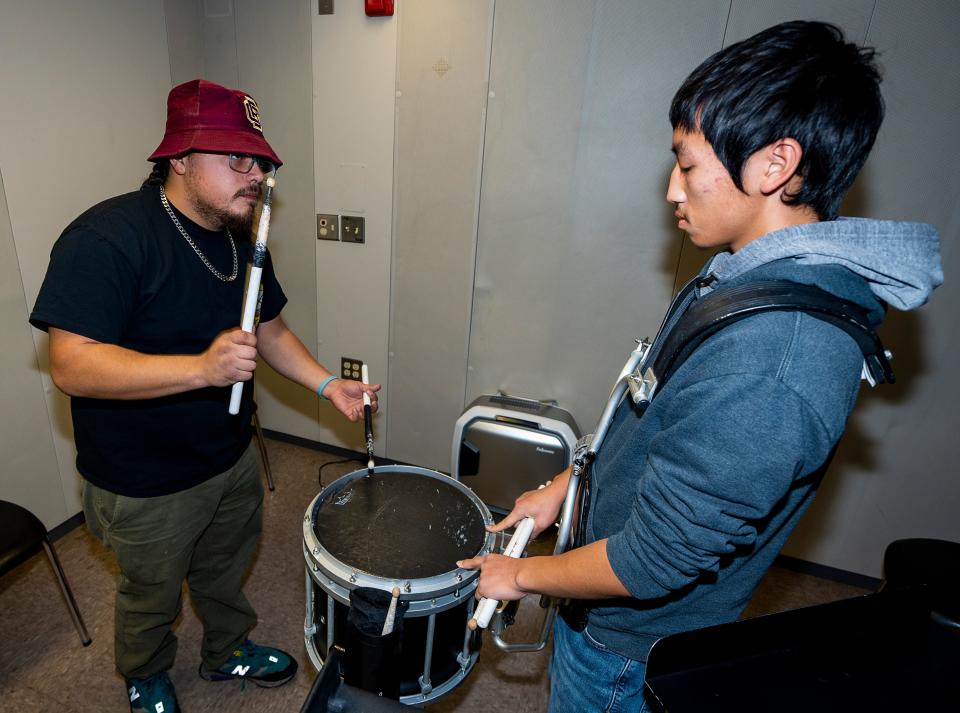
[468,515,537,631]
[362,364,375,473]
[382,586,401,636]
[228,174,276,415]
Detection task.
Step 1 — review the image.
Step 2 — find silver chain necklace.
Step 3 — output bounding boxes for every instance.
[159,186,238,282]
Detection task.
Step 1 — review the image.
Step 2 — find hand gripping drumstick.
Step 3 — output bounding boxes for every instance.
[228,174,276,415]
[361,364,375,472]
[468,515,536,631]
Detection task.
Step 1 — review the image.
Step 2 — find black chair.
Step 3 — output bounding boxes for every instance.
[300,649,408,713]
[880,537,960,630]
[644,586,960,712]
[0,500,91,646]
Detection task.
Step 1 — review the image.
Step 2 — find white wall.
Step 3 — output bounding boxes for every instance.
[311,2,398,454]
[0,0,171,527]
[388,0,495,468]
[781,0,960,573]
[467,0,729,435]
[0,169,64,526]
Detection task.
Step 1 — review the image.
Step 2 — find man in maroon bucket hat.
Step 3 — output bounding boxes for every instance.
[31,79,379,713]
[148,79,282,167]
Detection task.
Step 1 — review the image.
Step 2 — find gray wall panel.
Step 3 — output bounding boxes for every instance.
[782,0,960,574]
[235,0,322,441]
[311,2,397,453]
[163,0,203,83]
[0,170,65,527]
[467,0,728,434]
[0,0,171,526]
[387,0,495,469]
[724,0,875,44]
[200,3,240,89]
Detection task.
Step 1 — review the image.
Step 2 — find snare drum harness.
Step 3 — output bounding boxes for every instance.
[562,278,894,630]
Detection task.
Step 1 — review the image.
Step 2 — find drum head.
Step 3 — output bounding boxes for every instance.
[313,471,487,579]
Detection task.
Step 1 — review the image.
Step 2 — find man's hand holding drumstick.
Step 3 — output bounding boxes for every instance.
[458,473,568,615]
[214,171,381,423]
[323,377,381,423]
[457,466,630,617]
[250,314,381,422]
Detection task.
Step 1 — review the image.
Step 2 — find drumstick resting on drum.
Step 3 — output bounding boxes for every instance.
[362,364,375,473]
[382,586,401,636]
[468,516,536,631]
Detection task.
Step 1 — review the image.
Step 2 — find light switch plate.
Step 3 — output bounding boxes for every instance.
[341,215,365,244]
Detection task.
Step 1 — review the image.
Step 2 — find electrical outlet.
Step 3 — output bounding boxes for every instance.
[341,215,365,244]
[317,213,339,241]
[340,357,363,381]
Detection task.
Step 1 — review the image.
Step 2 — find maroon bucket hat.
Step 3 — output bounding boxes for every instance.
[148,79,282,167]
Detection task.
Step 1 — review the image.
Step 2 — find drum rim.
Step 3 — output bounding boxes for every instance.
[303,465,495,599]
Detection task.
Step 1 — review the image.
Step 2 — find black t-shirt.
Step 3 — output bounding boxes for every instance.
[30,185,287,496]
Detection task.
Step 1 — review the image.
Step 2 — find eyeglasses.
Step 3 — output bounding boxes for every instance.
[227,153,276,175]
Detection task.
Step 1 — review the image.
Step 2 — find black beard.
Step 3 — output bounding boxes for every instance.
[226,213,255,238]
[184,180,259,237]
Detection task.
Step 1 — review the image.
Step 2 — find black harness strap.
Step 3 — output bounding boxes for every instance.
[646,280,894,401]
[560,280,894,633]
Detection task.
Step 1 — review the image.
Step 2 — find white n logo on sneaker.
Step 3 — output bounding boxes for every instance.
[129,686,140,702]
[232,664,251,676]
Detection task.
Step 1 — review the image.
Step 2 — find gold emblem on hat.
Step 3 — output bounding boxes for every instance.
[243,96,263,132]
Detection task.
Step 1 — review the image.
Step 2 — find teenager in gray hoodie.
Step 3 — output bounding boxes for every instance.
[459,20,943,712]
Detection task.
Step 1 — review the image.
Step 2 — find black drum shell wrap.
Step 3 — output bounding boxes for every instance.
[343,587,409,699]
[303,467,494,704]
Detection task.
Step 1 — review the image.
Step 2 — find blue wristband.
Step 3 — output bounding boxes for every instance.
[317,375,339,400]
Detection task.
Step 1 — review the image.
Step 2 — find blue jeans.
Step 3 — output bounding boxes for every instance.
[548,616,653,713]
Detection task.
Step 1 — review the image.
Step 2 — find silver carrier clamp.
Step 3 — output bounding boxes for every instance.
[489,337,651,653]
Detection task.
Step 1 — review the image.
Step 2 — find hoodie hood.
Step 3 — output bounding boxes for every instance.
[699,218,943,311]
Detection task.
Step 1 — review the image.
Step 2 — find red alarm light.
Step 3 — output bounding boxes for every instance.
[365,0,394,16]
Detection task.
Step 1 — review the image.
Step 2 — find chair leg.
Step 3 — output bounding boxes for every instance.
[42,539,92,646]
[254,412,275,491]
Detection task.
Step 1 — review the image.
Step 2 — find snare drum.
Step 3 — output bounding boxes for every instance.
[303,465,495,705]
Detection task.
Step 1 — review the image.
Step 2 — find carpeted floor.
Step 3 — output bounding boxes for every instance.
[0,437,870,712]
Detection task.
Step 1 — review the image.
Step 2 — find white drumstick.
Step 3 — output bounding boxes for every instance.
[362,364,374,472]
[382,586,400,636]
[468,515,536,631]
[229,175,276,415]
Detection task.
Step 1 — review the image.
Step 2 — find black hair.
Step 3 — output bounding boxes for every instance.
[141,160,170,189]
[669,21,884,220]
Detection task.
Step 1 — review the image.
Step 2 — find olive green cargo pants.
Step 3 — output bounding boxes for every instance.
[82,443,263,679]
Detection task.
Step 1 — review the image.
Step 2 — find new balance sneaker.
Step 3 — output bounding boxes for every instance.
[126,671,181,713]
[198,640,298,688]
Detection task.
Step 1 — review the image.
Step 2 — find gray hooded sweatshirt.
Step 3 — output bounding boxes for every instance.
[584,217,942,662]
